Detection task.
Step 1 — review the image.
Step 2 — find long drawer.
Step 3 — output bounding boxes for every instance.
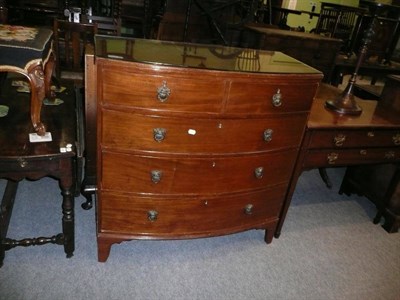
[101,109,308,154]
[307,129,400,149]
[99,185,286,237]
[100,149,298,194]
[303,148,400,168]
[99,63,318,114]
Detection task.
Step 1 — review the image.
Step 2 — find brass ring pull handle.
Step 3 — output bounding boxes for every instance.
[272,89,282,107]
[327,152,338,164]
[244,204,253,215]
[392,133,400,145]
[150,170,163,183]
[18,158,28,168]
[254,167,264,179]
[147,210,158,222]
[157,81,171,102]
[153,128,166,142]
[263,129,273,142]
[334,134,346,147]
[384,151,395,159]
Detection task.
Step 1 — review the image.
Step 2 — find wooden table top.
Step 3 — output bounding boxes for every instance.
[310,83,400,129]
[0,79,76,158]
[245,25,342,42]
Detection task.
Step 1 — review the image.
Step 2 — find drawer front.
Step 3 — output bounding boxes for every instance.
[303,148,400,168]
[99,186,286,236]
[308,130,400,149]
[100,149,298,194]
[0,157,66,173]
[101,70,225,113]
[226,81,318,113]
[101,109,308,153]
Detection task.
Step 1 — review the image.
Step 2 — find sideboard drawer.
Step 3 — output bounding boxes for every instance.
[303,148,400,167]
[101,109,308,153]
[308,130,400,149]
[99,186,286,236]
[101,149,298,194]
[101,70,225,113]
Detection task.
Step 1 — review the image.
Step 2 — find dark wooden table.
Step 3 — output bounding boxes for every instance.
[331,54,400,86]
[276,83,400,237]
[242,25,343,82]
[0,24,55,136]
[0,77,79,266]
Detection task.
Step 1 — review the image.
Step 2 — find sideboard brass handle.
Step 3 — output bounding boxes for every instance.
[384,151,395,159]
[153,128,166,142]
[150,170,163,183]
[18,158,28,168]
[244,204,253,215]
[272,89,282,107]
[392,133,400,145]
[327,152,338,164]
[254,167,264,179]
[263,129,273,142]
[147,210,158,221]
[334,134,346,147]
[157,81,171,102]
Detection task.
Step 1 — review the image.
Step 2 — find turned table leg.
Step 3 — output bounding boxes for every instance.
[60,168,75,258]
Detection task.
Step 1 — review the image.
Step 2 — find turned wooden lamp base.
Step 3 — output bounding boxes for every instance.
[325,97,362,116]
[325,74,363,116]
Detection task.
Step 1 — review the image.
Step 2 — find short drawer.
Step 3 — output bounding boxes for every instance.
[307,129,400,149]
[101,71,224,113]
[100,149,298,194]
[303,148,400,168]
[101,109,308,153]
[0,156,70,173]
[98,185,286,237]
[99,63,319,115]
[226,81,318,114]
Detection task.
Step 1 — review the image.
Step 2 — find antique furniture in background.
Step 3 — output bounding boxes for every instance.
[84,36,322,262]
[314,2,366,55]
[358,0,400,65]
[86,14,121,35]
[53,18,98,82]
[0,0,7,24]
[331,55,400,86]
[0,25,54,136]
[0,76,79,266]
[242,25,342,82]
[275,83,400,237]
[339,75,400,233]
[6,0,62,26]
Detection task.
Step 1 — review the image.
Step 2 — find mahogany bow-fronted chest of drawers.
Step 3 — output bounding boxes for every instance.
[84,36,322,262]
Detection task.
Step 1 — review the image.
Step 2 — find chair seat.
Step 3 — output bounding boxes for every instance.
[0,25,53,72]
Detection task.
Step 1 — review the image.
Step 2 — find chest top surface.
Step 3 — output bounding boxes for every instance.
[94,35,323,75]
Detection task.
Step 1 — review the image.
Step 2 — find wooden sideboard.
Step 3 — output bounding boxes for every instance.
[276,83,400,237]
[84,36,322,262]
[338,75,400,233]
